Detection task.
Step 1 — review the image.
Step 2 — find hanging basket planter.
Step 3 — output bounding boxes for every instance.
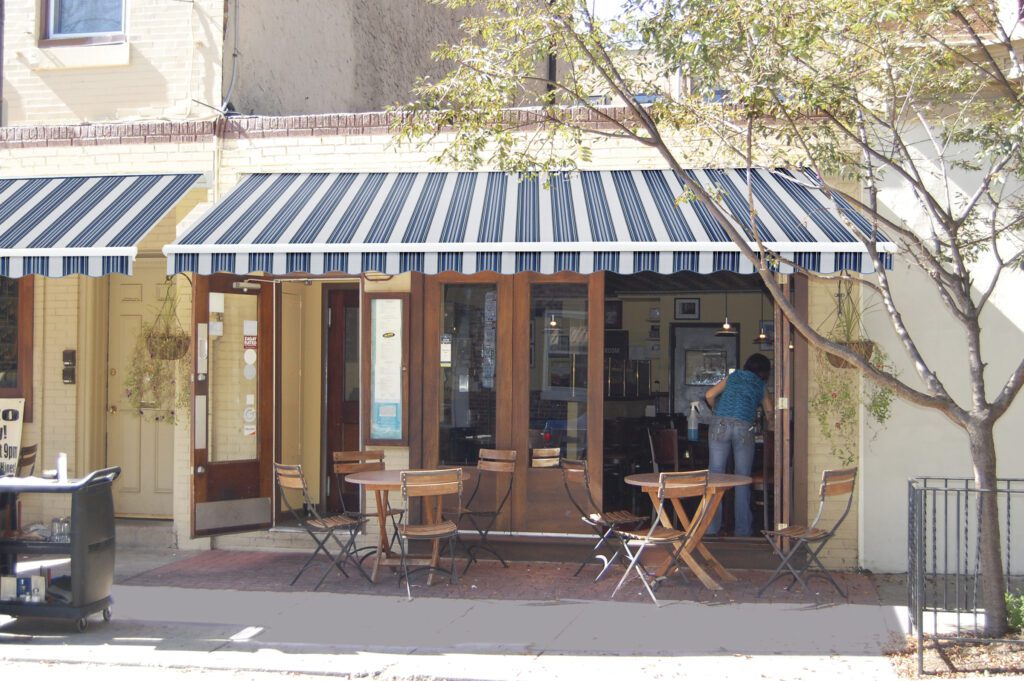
[826,339,876,369]
[146,330,190,361]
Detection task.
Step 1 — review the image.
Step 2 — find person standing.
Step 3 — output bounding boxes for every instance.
[704,353,773,537]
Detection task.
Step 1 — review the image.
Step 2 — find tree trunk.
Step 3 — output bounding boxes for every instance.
[969,421,1008,637]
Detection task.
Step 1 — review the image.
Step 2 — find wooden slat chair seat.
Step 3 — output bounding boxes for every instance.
[16,444,37,477]
[460,449,516,574]
[332,450,404,562]
[274,462,368,589]
[758,467,857,598]
[611,470,712,605]
[562,459,644,581]
[395,468,463,600]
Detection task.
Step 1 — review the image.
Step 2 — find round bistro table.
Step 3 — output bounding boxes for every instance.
[345,469,468,584]
[624,472,752,591]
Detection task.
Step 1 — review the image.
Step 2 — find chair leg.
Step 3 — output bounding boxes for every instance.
[758,536,808,596]
[612,541,658,605]
[295,530,342,586]
[800,540,846,598]
[398,533,412,601]
[449,535,458,586]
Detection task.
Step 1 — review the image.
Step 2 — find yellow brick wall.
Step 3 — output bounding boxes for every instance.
[2,0,224,125]
[804,277,861,569]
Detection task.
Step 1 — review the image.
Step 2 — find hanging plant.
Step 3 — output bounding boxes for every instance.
[123,279,192,424]
[822,278,877,368]
[809,280,895,465]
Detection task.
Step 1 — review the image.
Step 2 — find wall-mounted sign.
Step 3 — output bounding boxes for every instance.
[370,298,404,441]
[440,334,452,368]
[0,399,26,476]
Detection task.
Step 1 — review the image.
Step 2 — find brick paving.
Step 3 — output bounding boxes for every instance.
[120,548,883,605]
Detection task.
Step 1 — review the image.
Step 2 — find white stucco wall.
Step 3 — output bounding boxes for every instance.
[859,133,1024,573]
[223,0,467,116]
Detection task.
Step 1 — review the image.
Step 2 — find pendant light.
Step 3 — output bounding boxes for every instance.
[715,291,738,337]
[549,314,558,328]
[752,294,771,345]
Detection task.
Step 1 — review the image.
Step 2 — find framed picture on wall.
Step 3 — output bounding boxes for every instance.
[604,300,623,328]
[674,297,700,320]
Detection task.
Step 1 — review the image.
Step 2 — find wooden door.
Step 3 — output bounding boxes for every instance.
[325,287,360,512]
[191,275,274,537]
[106,259,174,518]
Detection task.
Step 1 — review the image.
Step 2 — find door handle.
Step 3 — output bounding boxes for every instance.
[195,465,206,475]
[108,405,118,414]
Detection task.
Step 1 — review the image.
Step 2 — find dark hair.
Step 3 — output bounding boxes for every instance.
[743,353,772,380]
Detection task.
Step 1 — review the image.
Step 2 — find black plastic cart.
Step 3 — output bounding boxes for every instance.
[0,467,121,631]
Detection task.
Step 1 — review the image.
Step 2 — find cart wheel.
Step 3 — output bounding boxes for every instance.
[102,607,112,622]
[76,617,88,632]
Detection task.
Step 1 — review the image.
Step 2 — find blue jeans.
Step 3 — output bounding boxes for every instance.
[707,416,755,537]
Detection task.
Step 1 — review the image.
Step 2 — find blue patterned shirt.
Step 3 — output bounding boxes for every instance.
[714,370,765,424]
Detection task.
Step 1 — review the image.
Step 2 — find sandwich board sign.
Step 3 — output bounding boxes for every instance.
[0,399,25,476]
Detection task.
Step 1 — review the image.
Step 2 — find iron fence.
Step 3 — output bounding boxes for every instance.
[907,477,1024,675]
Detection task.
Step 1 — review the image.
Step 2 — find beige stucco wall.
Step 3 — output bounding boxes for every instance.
[224,0,467,116]
[2,0,224,125]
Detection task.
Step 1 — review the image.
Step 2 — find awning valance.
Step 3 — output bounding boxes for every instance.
[165,169,893,277]
[0,174,202,278]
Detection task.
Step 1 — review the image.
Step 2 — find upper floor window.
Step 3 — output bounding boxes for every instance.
[42,0,125,45]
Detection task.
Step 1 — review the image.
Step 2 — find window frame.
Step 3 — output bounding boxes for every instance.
[40,0,127,47]
[0,278,34,422]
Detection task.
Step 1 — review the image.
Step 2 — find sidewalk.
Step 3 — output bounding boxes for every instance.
[0,547,911,680]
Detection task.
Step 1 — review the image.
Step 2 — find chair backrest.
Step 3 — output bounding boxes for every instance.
[657,470,708,501]
[561,458,597,517]
[331,450,385,515]
[401,468,463,500]
[809,467,858,533]
[478,449,516,474]
[332,450,385,475]
[531,447,561,468]
[17,444,37,477]
[652,429,679,471]
[274,463,314,519]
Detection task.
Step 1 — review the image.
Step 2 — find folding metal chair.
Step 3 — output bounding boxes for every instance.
[331,450,404,561]
[394,468,463,600]
[274,463,367,589]
[460,449,516,574]
[611,470,710,605]
[562,458,643,580]
[758,467,857,598]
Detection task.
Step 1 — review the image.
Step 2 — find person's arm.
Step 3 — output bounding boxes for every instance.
[705,378,727,410]
[762,393,774,426]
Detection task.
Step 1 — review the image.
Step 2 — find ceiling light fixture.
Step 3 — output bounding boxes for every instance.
[715,291,738,337]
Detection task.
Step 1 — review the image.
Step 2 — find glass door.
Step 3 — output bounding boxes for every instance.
[438,284,499,466]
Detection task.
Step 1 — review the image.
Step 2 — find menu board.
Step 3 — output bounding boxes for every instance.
[370,298,404,441]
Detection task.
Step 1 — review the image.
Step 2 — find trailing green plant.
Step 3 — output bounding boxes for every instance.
[1008,591,1024,633]
[809,344,894,466]
[123,280,192,424]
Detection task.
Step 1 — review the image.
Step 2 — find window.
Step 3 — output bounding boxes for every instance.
[43,0,125,44]
[0,278,34,421]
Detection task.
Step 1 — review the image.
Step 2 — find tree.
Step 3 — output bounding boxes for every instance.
[394,0,1024,635]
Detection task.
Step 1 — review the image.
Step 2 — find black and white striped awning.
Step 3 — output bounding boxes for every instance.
[0,174,202,278]
[166,169,893,277]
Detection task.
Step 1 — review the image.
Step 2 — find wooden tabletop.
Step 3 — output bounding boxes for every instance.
[624,472,752,489]
[345,469,466,491]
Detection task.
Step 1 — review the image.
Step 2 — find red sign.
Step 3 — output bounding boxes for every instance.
[243,335,258,349]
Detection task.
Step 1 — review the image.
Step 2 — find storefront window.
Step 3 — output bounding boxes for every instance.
[530,283,588,461]
[439,284,498,465]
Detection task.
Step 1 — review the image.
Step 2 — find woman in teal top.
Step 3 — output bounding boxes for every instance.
[704,353,774,537]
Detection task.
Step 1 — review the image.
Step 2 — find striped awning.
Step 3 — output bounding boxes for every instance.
[0,174,202,278]
[166,169,894,277]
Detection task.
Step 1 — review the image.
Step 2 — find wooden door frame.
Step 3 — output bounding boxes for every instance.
[510,271,604,531]
[191,274,275,538]
[319,283,360,509]
[422,271,514,472]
